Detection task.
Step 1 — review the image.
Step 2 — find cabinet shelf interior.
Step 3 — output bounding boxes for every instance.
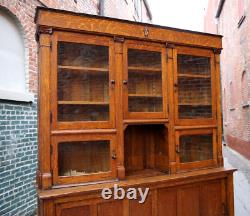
[58,65,108,73]
[128,94,162,98]
[178,73,211,78]
[58,101,109,105]
[124,124,168,178]
[128,66,161,72]
[178,103,212,106]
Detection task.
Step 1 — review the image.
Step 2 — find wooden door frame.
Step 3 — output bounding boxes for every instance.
[173,46,217,126]
[122,39,168,120]
[51,133,117,186]
[50,31,116,130]
[175,128,218,172]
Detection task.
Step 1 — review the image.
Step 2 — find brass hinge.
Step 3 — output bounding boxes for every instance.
[167,54,174,60]
[113,36,125,43]
[166,42,175,48]
[213,48,222,54]
[36,27,53,41]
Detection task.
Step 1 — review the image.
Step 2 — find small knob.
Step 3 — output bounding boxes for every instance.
[123,80,128,85]
[112,151,117,160]
[111,79,115,84]
[175,145,180,154]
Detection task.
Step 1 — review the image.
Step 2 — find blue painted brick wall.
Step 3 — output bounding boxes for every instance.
[0,98,37,216]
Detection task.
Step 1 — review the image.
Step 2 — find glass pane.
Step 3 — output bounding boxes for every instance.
[128,49,163,112]
[177,54,212,119]
[180,134,213,163]
[57,42,109,122]
[58,140,110,176]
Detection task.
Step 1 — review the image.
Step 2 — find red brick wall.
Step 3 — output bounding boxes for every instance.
[0,0,99,94]
[0,0,151,94]
[39,0,99,14]
[104,0,151,22]
[205,0,250,159]
[204,0,219,34]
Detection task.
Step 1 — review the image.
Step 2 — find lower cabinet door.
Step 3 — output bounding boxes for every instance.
[51,133,117,185]
[175,128,218,171]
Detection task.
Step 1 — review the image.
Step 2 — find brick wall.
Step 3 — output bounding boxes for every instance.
[0,0,151,215]
[103,0,151,22]
[204,0,219,34]
[0,99,37,216]
[204,0,250,159]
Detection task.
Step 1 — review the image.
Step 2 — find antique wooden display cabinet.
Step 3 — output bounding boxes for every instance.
[36,7,235,216]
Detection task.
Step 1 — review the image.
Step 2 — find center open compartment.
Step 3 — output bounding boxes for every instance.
[124,124,169,178]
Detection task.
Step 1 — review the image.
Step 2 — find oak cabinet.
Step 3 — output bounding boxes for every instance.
[36,7,235,216]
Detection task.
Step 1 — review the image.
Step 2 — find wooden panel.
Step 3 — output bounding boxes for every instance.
[124,124,168,176]
[98,201,123,216]
[200,181,222,216]
[36,8,222,49]
[158,188,177,216]
[129,195,152,216]
[38,33,52,189]
[177,186,199,216]
[61,205,90,216]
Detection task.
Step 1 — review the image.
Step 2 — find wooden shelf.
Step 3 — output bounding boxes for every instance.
[58,101,109,105]
[128,94,162,98]
[128,66,161,72]
[125,169,167,180]
[178,73,210,78]
[179,103,211,106]
[58,65,108,72]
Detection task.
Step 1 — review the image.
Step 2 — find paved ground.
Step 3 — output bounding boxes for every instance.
[223,145,250,216]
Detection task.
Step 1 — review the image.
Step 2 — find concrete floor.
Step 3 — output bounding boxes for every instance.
[223,145,250,216]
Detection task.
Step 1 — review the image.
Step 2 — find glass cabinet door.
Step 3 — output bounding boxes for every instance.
[176,129,217,171]
[174,47,216,125]
[123,41,167,119]
[52,134,116,185]
[51,32,115,129]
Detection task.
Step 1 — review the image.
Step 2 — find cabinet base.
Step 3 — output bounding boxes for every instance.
[38,167,235,216]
